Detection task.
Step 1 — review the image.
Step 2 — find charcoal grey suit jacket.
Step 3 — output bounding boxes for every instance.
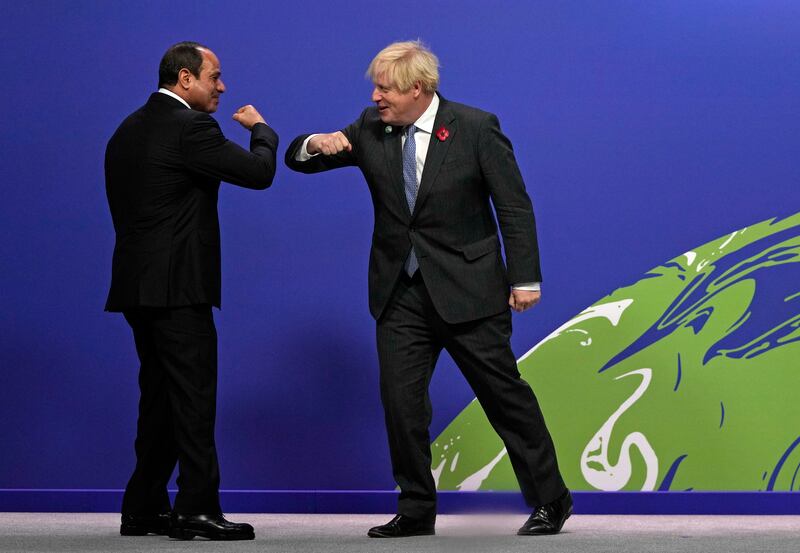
[285,96,541,324]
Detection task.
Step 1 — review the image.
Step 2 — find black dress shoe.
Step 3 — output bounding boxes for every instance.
[517,490,573,535]
[120,512,170,536]
[168,513,255,541]
[367,514,436,538]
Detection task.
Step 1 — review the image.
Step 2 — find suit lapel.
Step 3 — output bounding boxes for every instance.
[382,125,410,220]
[412,101,457,219]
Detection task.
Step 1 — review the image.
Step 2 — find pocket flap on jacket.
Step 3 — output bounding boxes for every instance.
[460,234,500,261]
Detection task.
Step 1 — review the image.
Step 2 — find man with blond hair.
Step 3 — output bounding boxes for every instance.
[285,41,570,537]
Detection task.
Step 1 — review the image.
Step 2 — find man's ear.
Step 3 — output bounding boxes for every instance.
[412,81,422,99]
[177,68,193,90]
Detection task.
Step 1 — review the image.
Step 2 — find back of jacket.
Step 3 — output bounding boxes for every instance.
[105,92,278,311]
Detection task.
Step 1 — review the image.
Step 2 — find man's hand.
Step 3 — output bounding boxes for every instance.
[509,289,541,313]
[307,131,352,156]
[232,105,266,130]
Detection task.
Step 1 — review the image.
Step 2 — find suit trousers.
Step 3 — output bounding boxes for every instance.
[376,273,566,519]
[121,305,221,515]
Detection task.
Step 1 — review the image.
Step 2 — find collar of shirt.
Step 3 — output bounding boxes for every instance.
[157,87,191,109]
[412,93,439,135]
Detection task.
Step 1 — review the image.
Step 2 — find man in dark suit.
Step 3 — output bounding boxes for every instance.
[105,41,278,541]
[285,41,570,537]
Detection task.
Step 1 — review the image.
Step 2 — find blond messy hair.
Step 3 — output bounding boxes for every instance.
[366,40,440,94]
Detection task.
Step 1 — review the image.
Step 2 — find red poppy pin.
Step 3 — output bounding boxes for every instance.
[436,126,449,141]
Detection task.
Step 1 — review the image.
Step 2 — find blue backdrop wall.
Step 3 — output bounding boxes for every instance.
[1,1,798,511]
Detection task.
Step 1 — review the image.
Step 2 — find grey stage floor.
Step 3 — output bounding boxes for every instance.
[1,513,798,553]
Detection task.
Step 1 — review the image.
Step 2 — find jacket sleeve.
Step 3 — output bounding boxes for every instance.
[182,114,279,190]
[478,113,543,284]
[283,110,366,174]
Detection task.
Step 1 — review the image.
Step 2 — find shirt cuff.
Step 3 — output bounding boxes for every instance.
[512,282,541,292]
[295,134,320,161]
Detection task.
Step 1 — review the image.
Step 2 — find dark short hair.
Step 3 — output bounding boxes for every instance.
[158,41,208,88]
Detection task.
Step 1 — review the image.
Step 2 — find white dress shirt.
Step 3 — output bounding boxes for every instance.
[158,87,191,109]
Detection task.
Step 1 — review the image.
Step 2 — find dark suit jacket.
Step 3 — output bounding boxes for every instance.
[105,92,278,311]
[285,96,541,324]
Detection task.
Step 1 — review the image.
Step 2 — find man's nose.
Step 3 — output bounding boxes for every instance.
[217,79,226,93]
[371,87,381,102]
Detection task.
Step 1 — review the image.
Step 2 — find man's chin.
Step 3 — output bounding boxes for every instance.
[378,114,400,126]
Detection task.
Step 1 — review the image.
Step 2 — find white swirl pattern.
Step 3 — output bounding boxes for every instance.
[580,368,659,491]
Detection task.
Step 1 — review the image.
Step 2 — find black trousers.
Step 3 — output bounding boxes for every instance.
[376,274,566,519]
[121,305,221,515]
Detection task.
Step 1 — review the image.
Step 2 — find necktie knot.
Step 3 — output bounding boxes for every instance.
[405,125,417,139]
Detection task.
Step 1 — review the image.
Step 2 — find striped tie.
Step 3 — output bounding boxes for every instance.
[402,125,419,276]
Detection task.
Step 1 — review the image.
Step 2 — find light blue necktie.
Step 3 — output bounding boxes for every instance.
[402,125,419,276]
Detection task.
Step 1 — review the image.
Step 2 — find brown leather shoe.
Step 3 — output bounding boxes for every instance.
[517,490,573,535]
[367,514,436,538]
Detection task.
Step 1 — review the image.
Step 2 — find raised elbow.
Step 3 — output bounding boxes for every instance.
[250,160,277,189]
[253,170,275,190]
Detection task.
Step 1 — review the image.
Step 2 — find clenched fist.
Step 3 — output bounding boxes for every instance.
[509,289,541,313]
[232,105,266,130]
[307,131,352,156]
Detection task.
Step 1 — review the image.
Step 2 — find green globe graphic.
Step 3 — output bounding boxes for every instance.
[432,213,800,492]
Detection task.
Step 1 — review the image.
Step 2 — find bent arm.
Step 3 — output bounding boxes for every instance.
[183,114,279,190]
[478,113,543,284]
[284,134,356,174]
[284,111,366,174]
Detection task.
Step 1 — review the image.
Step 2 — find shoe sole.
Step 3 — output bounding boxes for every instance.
[367,529,435,538]
[120,526,169,536]
[168,528,255,541]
